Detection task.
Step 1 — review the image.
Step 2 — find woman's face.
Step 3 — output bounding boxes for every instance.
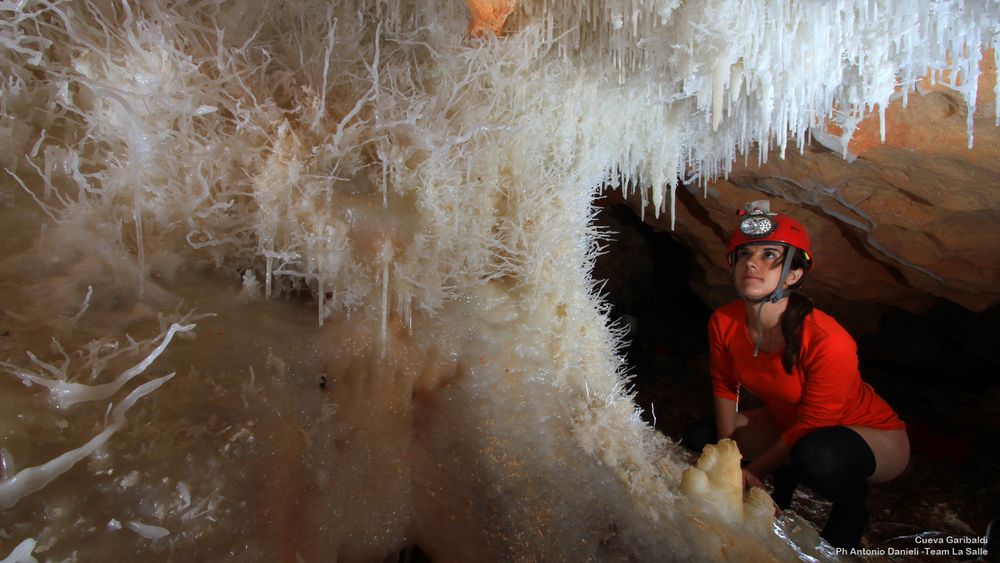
[732,244,803,300]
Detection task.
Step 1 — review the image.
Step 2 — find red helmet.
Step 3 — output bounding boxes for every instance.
[727,205,813,271]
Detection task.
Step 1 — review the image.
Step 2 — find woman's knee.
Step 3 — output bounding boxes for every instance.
[791,426,875,497]
[731,408,780,459]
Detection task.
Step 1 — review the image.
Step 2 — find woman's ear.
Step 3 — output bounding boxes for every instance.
[784,268,804,288]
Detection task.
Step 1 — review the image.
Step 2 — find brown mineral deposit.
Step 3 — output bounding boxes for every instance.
[466,0,517,37]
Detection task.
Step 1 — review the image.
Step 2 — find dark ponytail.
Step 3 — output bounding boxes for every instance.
[779,249,813,373]
[780,291,814,373]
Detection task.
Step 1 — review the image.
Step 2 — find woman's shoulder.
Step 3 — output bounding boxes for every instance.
[802,307,856,349]
[708,300,745,342]
[710,299,745,325]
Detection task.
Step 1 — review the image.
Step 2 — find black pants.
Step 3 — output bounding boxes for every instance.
[682,418,876,549]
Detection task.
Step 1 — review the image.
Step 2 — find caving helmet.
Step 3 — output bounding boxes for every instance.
[727,200,812,270]
[727,200,813,304]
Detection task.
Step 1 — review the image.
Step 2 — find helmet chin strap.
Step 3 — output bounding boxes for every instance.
[767,246,797,304]
[737,246,797,357]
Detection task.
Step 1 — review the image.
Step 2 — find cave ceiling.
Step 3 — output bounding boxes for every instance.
[631,59,1000,322]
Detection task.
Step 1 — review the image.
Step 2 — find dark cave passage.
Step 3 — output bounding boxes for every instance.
[592,197,1000,559]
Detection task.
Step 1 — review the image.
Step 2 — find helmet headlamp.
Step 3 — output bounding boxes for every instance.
[739,213,777,239]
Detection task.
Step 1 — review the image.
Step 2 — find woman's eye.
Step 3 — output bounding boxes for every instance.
[763,249,780,259]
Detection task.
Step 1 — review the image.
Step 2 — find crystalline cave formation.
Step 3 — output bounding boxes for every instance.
[1,1,997,561]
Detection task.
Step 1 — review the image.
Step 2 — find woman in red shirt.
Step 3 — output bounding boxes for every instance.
[682,202,909,549]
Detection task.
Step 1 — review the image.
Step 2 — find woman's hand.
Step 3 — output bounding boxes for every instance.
[742,468,765,490]
[742,440,790,488]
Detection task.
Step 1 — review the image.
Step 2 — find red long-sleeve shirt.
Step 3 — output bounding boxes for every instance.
[709,300,905,446]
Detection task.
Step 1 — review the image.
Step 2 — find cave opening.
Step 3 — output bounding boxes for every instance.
[592,194,1000,553]
[591,195,714,438]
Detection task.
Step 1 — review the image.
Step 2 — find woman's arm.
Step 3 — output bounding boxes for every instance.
[714,397,789,486]
[713,397,774,489]
[744,439,790,481]
[714,396,738,439]
[708,312,741,433]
